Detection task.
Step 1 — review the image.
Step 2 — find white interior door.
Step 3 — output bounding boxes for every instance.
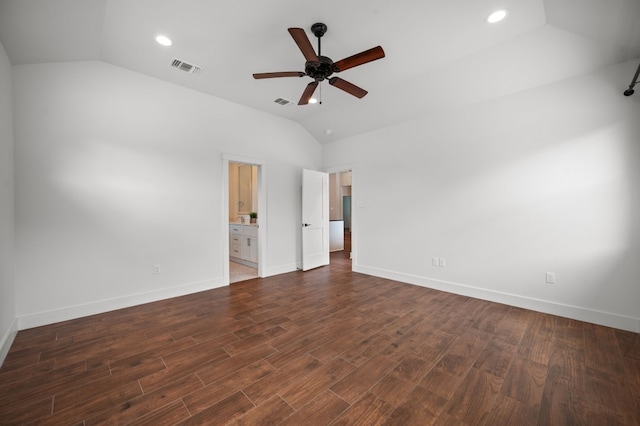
[302,169,329,271]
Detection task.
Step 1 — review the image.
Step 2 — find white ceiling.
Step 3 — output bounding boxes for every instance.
[1,0,638,143]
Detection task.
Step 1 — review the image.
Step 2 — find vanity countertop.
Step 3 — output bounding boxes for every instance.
[229,221,258,227]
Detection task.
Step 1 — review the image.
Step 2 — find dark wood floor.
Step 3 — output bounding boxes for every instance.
[1,248,639,425]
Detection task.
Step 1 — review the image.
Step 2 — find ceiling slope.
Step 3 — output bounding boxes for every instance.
[0,0,637,142]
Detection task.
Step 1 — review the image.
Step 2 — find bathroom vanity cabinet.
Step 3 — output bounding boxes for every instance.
[230,224,258,267]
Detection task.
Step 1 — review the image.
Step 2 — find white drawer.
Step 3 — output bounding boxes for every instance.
[242,226,258,237]
[229,225,242,235]
[230,241,242,257]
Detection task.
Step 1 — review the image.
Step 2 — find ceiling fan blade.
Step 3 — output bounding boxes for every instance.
[253,72,306,79]
[333,46,385,72]
[298,81,319,105]
[288,28,319,62]
[329,77,368,98]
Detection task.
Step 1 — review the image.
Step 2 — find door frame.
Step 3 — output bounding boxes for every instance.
[325,164,356,265]
[223,154,267,283]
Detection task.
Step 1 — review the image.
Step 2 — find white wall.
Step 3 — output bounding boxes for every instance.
[324,60,640,332]
[0,41,16,363]
[13,61,321,328]
[8,56,639,335]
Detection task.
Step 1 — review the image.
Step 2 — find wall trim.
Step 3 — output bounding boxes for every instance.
[0,317,18,368]
[17,277,227,330]
[354,264,640,333]
[262,263,298,278]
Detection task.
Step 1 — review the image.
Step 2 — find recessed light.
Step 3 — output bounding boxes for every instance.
[309,98,318,104]
[155,35,173,46]
[324,129,333,135]
[486,9,508,24]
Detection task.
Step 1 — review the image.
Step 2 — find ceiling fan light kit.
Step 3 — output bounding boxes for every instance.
[253,23,385,105]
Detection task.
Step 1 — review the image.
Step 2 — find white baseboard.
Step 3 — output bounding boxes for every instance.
[17,277,227,330]
[354,264,640,333]
[0,317,18,368]
[262,263,298,278]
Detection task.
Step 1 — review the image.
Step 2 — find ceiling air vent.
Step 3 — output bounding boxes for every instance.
[273,97,293,106]
[169,58,202,75]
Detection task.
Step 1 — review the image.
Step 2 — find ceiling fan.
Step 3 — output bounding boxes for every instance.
[253,23,385,105]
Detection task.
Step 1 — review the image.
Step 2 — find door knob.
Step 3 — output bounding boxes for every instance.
[303,223,311,227]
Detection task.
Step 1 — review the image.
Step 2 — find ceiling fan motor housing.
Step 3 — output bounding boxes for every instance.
[305,56,335,81]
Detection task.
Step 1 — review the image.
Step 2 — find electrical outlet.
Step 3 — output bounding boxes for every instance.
[545,272,556,284]
[439,258,446,267]
[154,264,161,274]
[432,257,439,266]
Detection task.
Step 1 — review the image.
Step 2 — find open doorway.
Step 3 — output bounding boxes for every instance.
[223,155,266,284]
[328,169,352,265]
[229,162,258,282]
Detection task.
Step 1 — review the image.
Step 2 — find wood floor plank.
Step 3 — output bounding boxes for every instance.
[37,380,143,425]
[433,352,475,378]
[161,339,234,369]
[389,354,436,384]
[516,313,555,367]
[584,365,639,424]
[0,359,109,406]
[0,249,637,425]
[244,354,322,405]
[278,390,349,426]
[0,358,56,386]
[0,396,53,424]
[223,325,287,357]
[483,393,538,426]
[126,399,191,426]
[183,360,274,415]
[310,328,366,362]
[622,356,640,407]
[419,365,465,402]
[175,391,254,425]
[500,357,547,409]
[477,303,511,332]
[370,374,418,407]
[278,356,355,410]
[193,343,276,386]
[382,385,445,425]
[226,394,294,426]
[444,367,504,425]
[0,349,41,372]
[52,363,155,414]
[331,392,395,426]
[583,322,626,379]
[138,347,229,392]
[538,380,589,425]
[85,374,203,425]
[265,331,331,369]
[553,317,584,350]
[545,343,586,390]
[616,329,640,360]
[233,315,291,339]
[330,353,401,404]
[473,337,517,379]
[340,332,393,366]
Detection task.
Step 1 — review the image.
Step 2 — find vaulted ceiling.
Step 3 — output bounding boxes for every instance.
[1,0,638,143]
